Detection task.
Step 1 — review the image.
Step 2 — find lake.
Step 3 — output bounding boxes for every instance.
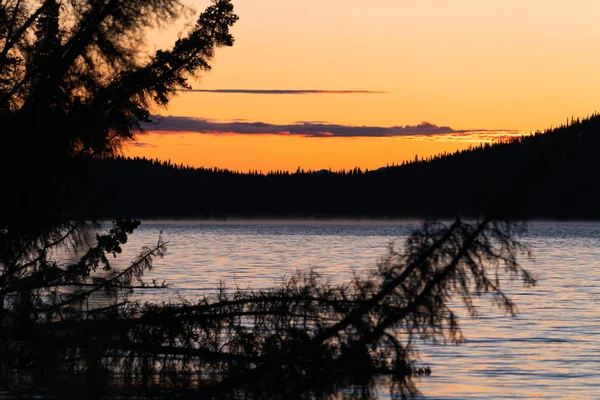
[108,220,600,399]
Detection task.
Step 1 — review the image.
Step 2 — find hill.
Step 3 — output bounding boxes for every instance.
[82,114,600,219]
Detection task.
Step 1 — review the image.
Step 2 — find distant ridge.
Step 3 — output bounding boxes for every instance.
[83,114,600,220]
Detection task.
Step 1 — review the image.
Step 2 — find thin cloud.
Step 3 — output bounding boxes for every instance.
[129,141,157,148]
[141,116,525,140]
[145,116,453,137]
[185,89,385,95]
[408,130,531,143]
[294,120,330,124]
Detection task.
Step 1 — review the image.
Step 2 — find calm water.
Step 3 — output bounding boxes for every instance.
[105,220,600,399]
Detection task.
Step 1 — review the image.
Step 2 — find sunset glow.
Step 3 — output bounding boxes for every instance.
[125,130,530,172]
[129,0,600,171]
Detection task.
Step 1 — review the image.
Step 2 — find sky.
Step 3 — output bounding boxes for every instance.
[126,0,600,172]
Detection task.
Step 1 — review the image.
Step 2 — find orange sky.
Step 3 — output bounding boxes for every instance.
[127,133,468,173]
[126,0,600,172]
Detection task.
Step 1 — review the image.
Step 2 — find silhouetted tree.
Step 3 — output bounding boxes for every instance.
[0,0,237,396]
[0,0,237,226]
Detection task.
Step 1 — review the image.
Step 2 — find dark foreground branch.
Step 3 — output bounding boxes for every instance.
[1,219,533,400]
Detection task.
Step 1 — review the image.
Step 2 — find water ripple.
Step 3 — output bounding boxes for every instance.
[88,220,600,399]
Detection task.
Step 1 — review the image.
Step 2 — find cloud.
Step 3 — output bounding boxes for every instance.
[143,116,462,138]
[129,141,157,148]
[185,89,385,95]
[141,116,528,141]
[404,130,529,143]
[294,120,330,124]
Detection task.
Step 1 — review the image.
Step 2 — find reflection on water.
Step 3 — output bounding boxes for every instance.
[101,220,600,399]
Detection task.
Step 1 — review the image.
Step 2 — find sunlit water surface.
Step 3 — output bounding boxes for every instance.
[97,220,600,399]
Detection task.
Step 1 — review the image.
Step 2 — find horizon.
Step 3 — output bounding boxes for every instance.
[122,132,525,174]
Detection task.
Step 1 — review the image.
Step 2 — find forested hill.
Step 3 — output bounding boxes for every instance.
[83,114,600,219]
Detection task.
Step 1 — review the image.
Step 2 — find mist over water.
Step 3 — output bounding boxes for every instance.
[103,220,600,399]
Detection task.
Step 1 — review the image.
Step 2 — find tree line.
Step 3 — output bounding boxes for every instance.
[86,113,600,220]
